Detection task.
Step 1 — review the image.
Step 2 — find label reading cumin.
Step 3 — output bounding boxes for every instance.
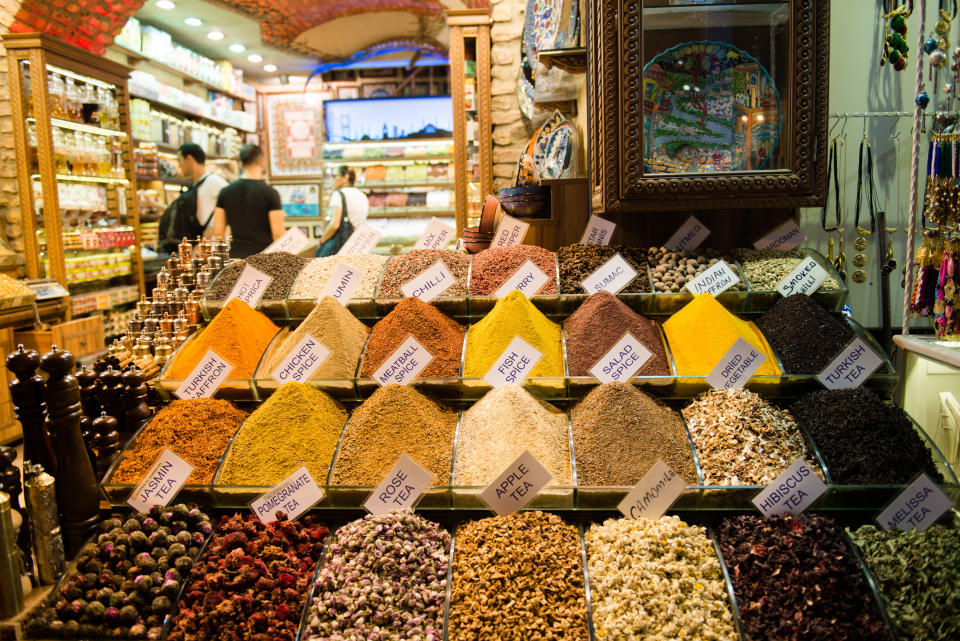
[617,460,686,519]
[250,466,324,524]
[363,454,434,515]
[479,450,553,515]
[174,348,234,399]
[127,448,194,513]
[318,262,364,305]
[876,473,953,532]
[372,335,434,386]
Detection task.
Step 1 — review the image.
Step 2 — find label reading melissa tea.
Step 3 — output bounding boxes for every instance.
[684,260,740,296]
[754,219,805,251]
[580,215,616,246]
[705,338,767,390]
[363,454,434,515]
[618,460,686,519]
[127,448,195,513]
[491,214,530,247]
[752,460,827,517]
[318,262,363,305]
[479,450,553,516]
[581,253,638,294]
[400,260,456,303]
[664,216,710,251]
[271,333,331,383]
[483,336,543,387]
[494,259,550,298]
[589,332,653,383]
[226,265,274,307]
[174,348,234,399]
[876,473,954,532]
[776,255,829,297]
[338,223,382,255]
[372,335,434,386]
[817,337,884,390]
[264,227,311,255]
[413,217,457,250]
[250,467,324,524]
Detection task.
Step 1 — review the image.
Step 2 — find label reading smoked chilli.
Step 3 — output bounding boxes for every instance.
[494,260,550,298]
[127,448,195,513]
[581,253,638,294]
[816,337,884,390]
[664,216,710,251]
[337,223,382,255]
[776,255,829,297]
[589,332,653,383]
[413,217,457,250]
[174,349,234,399]
[363,454,434,515]
[400,261,456,303]
[617,460,686,519]
[751,460,827,517]
[479,450,553,515]
[263,227,311,254]
[753,219,805,251]
[318,263,363,305]
[705,338,767,390]
[270,333,331,383]
[876,473,953,532]
[226,265,273,307]
[684,260,740,296]
[580,215,616,246]
[491,214,530,247]
[483,336,543,387]
[250,467,325,524]
[371,335,434,386]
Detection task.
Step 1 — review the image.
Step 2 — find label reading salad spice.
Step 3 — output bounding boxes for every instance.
[589,332,653,383]
[318,262,363,305]
[494,259,550,298]
[226,265,274,307]
[876,473,953,532]
[752,460,827,517]
[400,260,456,303]
[263,227,311,255]
[618,460,686,519]
[127,448,195,513]
[664,216,710,251]
[174,348,234,399]
[816,337,884,390]
[338,223,382,255]
[413,217,457,250]
[580,215,616,246]
[776,255,829,297]
[581,253,638,294]
[705,338,767,390]
[483,336,543,387]
[250,466,325,524]
[479,450,553,516]
[372,335,434,386]
[684,260,740,296]
[491,214,530,247]
[754,219,805,251]
[363,454,434,515]
[270,333,331,383]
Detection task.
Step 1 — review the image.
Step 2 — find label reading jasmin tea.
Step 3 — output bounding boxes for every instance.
[318,262,363,305]
[226,265,274,307]
[363,454,434,515]
[684,260,740,296]
[752,460,827,517]
[618,460,686,519]
[876,473,954,532]
[494,259,550,298]
[483,336,543,387]
[271,333,331,383]
[127,448,194,513]
[400,260,456,303]
[664,216,710,251]
[372,335,434,386]
[174,348,234,399]
[413,217,457,250]
[580,215,616,246]
[817,337,884,390]
[250,466,325,524]
[589,332,653,383]
[337,223,382,255]
[491,214,530,247]
[263,227,311,255]
[581,253,638,294]
[479,450,553,516]
[754,219,805,251]
[705,338,767,390]
[776,255,829,297]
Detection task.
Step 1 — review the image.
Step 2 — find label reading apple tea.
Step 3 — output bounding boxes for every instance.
[479,450,553,516]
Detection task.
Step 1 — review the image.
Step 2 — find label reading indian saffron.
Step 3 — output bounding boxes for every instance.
[494,259,550,298]
[751,460,827,517]
[174,348,234,399]
[372,335,434,386]
[581,253,638,294]
[753,219,805,251]
[664,216,710,251]
[337,223,382,255]
[226,265,274,307]
[263,227,311,254]
[705,338,767,390]
[250,466,325,524]
[580,215,616,246]
[479,450,553,516]
[317,262,364,305]
[876,473,953,532]
[270,333,331,383]
[617,460,686,519]
[816,337,884,390]
[491,214,530,247]
[776,255,829,297]
[363,454,434,515]
[589,332,653,383]
[684,260,740,296]
[127,448,195,513]
[413,217,457,250]
[400,260,456,303]
[483,336,543,387]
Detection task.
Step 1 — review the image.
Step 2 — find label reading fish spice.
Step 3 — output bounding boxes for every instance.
[372,335,434,386]
[250,466,325,524]
[338,223,382,255]
[264,227,311,254]
[227,265,274,307]
[494,259,550,298]
[479,450,553,515]
[752,460,827,517]
[705,338,767,390]
[483,336,543,387]
[400,260,456,303]
[491,214,530,247]
[127,448,195,513]
[363,454,434,515]
[318,262,364,305]
[589,332,653,383]
[776,255,829,297]
[664,215,710,251]
[580,215,616,246]
[174,348,234,399]
[270,333,331,383]
[876,473,953,532]
[684,260,740,296]
[581,253,638,294]
[753,219,805,251]
[618,460,686,519]
[817,337,884,390]
[413,217,457,249]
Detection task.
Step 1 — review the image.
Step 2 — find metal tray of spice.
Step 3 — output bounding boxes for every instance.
[252,326,361,401]
[740,247,849,313]
[154,331,262,402]
[372,250,472,319]
[465,254,563,320]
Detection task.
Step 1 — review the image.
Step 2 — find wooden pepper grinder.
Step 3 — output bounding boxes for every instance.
[0,447,29,571]
[39,346,99,556]
[121,366,150,436]
[91,412,120,481]
[97,366,124,430]
[76,365,100,418]
[6,346,56,475]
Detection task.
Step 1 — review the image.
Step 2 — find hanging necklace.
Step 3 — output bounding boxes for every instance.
[884,131,904,275]
[822,138,841,266]
[882,0,913,71]
[852,137,877,284]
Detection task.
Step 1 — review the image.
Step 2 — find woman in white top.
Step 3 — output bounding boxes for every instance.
[316,166,369,256]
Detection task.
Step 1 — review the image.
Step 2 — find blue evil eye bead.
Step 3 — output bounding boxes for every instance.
[916,92,931,108]
[924,38,940,54]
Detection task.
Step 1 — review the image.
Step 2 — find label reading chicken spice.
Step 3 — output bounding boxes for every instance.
[581,253,638,294]
[589,332,653,383]
[617,460,686,519]
[338,223,382,255]
[684,260,740,296]
[372,335,434,386]
[705,338,767,390]
[174,348,235,399]
[127,448,195,513]
[479,450,554,515]
[270,333,331,383]
[664,215,710,251]
[226,264,274,307]
[263,227,311,255]
[413,217,457,250]
[318,262,364,305]
[483,336,544,387]
[876,473,953,532]
[751,460,827,517]
[580,215,616,246]
[250,466,325,524]
[491,214,530,247]
[776,255,829,297]
[816,337,884,390]
[753,219,805,251]
[494,259,550,298]
[400,260,456,303]
[363,454,434,515]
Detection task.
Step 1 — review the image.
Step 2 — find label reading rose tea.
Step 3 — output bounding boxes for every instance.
[174,349,234,399]
[226,265,274,307]
[617,460,686,519]
[338,223,382,255]
[270,333,331,383]
[127,448,195,513]
[752,460,827,517]
[250,467,325,524]
[580,215,616,246]
[263,227,311,254]
[753,219,805,251]
[483,336,544,387]
[491,214,530,247]
[816,337,884,390]
[400,260,456,303]
[876,473,954,532]
[494,259,550,298]
[664,216,710,251]
[776,255,829,297]
[363,454,434,515]
[413,217,457,250]
[318,262,364,305]
[589,332,653,383]
[372,335,434,386]
[581,253,638,294]
[479,450,553,515]
[684,260,740,296]
[705,338,767,390]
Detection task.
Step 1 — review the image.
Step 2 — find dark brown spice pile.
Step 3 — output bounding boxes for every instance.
[756,294,854,374]
[469,245,557,295]
[206,252,310,301]
[646,246,744,292]
[376,249,470,298]
[557,244,651,293]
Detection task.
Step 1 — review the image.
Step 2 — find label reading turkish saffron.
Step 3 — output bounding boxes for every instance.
[816,337,884,390]
[876,473,953,532]
[413,217,457,250]
[127,448,195,513]
[250,466,324,524]
[491,214,530,247]
[589,332,653,383]
[363,454,434,515]
[226,265,274,307]
[263,227,311,255]
[400,260,456,303]
[581,253,638,294]
[664,216,710,251]
[372,335,434,386]
[684,260,740,296]
[483,336,544,387]
[751,460,827,517]
[270,333,331,383]
[479,450,553,516]
[705,338,767,390]
[317,262,364,305]
[776,255,829,297]
[618,460,686,519]
[580,215,616,246]
[337,223,382,255]
[494,259,550,298]
[174,348,234,399]
[753,219,805,251]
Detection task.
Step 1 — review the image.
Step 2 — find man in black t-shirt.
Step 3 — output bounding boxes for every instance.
[212,144,285,258]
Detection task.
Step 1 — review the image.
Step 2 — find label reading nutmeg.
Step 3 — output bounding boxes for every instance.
[664,216,710,251]
[479,450,553,515]
[127,448,194,513]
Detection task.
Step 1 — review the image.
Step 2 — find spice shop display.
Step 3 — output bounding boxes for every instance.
[557,244,651,294]
[376,249,470,298]
[287,254,389,301]
[204,252,310,305]
[756,294,855,374]
[469,245,558,295]
[646,246,745,293]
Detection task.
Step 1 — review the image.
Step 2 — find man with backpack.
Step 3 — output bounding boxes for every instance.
[158,143,227,253]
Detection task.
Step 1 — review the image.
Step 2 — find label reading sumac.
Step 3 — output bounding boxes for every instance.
[752,460,827,517]
[483,336,543,387]
[705,338,767,390]
[250,467,324,524]
[363,454,434,515]
[589,332,654,383]
[776,256,829,297]
[617,460,686,519]
[372,335,434,386]
[876,474,954,532]
[226,265,274,307]
[338,223,382,255]
[581,253,638,294]
[174,349,234,399]
[580,215,616,246]
[318,262,363,304]
[491,214,530,247]
[127,449,194,513]
[413,217,457,250]
[816,337,884,390]
[494,260,550,298]
[264,227,311,255]
[400,261,456,303]
[270,333,331,383]
[479,450,553,516]
[664,216,710,251]
[684,260,740,296]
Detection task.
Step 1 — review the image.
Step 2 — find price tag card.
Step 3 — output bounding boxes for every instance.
[127,448,194,513]
[684,260,740,296]
[491,214,530,247]
[338,223,382,255]
[264,227,311,254]
[876,473,954,532]
[494,260,550,298]
[752,460,827,517]
[664,216,710,251]
[250,467,325,524]
[318,262,364,305]
[581,253,638,294]
[413,217,457,250]
[618,460,686,519]
[817,337,884,390]
[363,454,434,515]
[174,348,234,399]
[479,450,553,515]
[271,333,331,383]
[483,336,543,387]
[226,265,274,307]
[705,338,767,390]
[776,255,829,297]
[754,219,805,251]
[372,335,434,386]
[400,260,456,303]
[580,215,616,246]
[589,332,653,383]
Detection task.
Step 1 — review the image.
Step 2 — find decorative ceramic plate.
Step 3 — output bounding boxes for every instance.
[530,112,576,179]
[642,41,782,173]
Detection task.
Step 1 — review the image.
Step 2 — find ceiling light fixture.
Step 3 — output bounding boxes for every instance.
[263,64,277,72]
[207,31,224,41]
[247,54,263,63]
[229,44,245,53]
[157,0,175,9]
[184,17,202,27]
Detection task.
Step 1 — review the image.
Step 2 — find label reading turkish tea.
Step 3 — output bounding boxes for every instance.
[479,450,553,516]
[226,265,274,307]
[589,332,653,383]
[250,466,325,524]
[491,214,530,247]
[271,333,331,383]
[817,337,884,390]
[127,448,195,513]
[876,473,953,532]
[580,215,616,246]
[752,460,827,517]
[494,259,550,298]
[400,260,456,303]
[705,338,767,390]
[263,227,311,255]
[754,219,805,251]
[684,260,740,296]
[664,216,710,251]
[363,454,434,515]
[618,460,686,519]
[581,253,638,294]
[174,348,234,399]
[483,336,543,387]
[776,255,829,297]
[338,223,382,255]
[413,217,457,250]
[372,335,434,386]
[318,262,364,305]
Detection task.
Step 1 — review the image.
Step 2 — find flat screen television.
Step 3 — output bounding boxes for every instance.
[323,96,453,143]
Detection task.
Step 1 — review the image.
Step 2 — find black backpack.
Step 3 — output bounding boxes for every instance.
[159,174,210,253]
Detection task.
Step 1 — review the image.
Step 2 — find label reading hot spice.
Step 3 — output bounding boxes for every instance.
[250,466,324,524]
[338,223,382,255]
[495,260,550,298]
[271,333,331,383]
[363,454,434,515]
[491,214,530,247]
[174,348,234,399]
[372,335,434,386]
[127,448,194,513]
[684,260,740,296]
[413,217,457,250]
[318,262,363,305]
[263,227,311,255]
[479,450,553,516]
[876,473,953,532]
[226,265,274,307]
[705,338,767,390]
[817,337,884,390]
[483,336,543,387]
[618,460,686,519]
[776,255,829,297]
[754,219,805,251]
[664,216,710,251]
[400,260,456,303]
[589,332,653,383]
[580,215,616,246]
[752,460,827,517]
[581,253,638,294]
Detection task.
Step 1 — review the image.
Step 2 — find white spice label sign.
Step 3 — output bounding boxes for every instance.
[589,332,653,383]
[705,338,767,390]
[363,454,434,515]
[372,335,434,386]
[413,217,456,250]
[817,337,884,390]
[754,219,805,251]
[264,227,311,255]
[400,260,456,303]
[581,253,638,294]
[776,255,829,297]
[318,263,363,305]
[479,450,553,516]
[876,473,954,532]
[684,260,740,296]
[491,214,530,247]
[127,448,194,513]
[338,223,382,255]
[752,460,827,517]
[495,259,550,298]
[664,215,710,251]
[580,215,616,246]
[250,467,324,524]
[271,333,331,383]
[483,336,543,387]
[227,265,273,307]
[618,460,686,519]
[174,348,234,399]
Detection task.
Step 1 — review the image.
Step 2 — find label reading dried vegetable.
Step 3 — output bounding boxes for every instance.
[705,338,767,390]
[363,453,434,515]
[617,459,686,519]
[127,448,194,513]
[751,459,827,517]
[876,473,954,532]
[250,466,324,524]
[479,450,553,515]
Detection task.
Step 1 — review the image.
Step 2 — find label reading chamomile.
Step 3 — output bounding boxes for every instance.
[581,253,638,294]
[776,255,829,297]
[483,336,544,387]
[752,460,827,517]
[337,223,382,255]
[664,215,710,251]
[684,260,740,296]
[264,227,311,254]
[226,265,274,307]
[618,460,686,519]
[174,348,234,399]
[127,448,195,513]
[271,333,331,383]
[250,467,325,524]
[876,473,954,532]
[363,454,434,515]
[318,262,364,305]
[580,215,616,246]
[816,337,884,390]
[589,332,654,382]
[494,260,550,298]
[479,450,553,516]
[705,338,767,390]
[400,260,456,303]
[754,219,805,251]
[372,335,434,386]
[491,214,530,247]
[413,217,457,250]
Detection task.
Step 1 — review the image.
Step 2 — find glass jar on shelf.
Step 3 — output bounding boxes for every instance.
[64,78,83,122]
[52,129,68,174]
[47,72,65,119]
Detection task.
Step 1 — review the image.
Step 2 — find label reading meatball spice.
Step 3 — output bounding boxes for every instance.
[250,466,325,524]
[483,336,543,387]
[581,253,638,294]
[753,219,805,251]
[400,260,456,303]
[372,335,434,386]
[589,332,653,382]
[664,216,710,251]
[363,454,434,515]
[705,338,767,390]
[270,333,331,383]
[491,214,530,247]
[684,260,740,296]
[127,448,195,513]
[479,450,553,515]
[226,265,274,307]
[580,215,616,246]
[776,255,829,297]
[751,460,827,517]
[264,227,311,255]
[816,337,884,390]
[174,348,235,399]
[318,262,364,305]
[494,259,550,298]
[413,217,457,250]
[617,460,686,519]
[338,223,382,255]
[876,473,953,532]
